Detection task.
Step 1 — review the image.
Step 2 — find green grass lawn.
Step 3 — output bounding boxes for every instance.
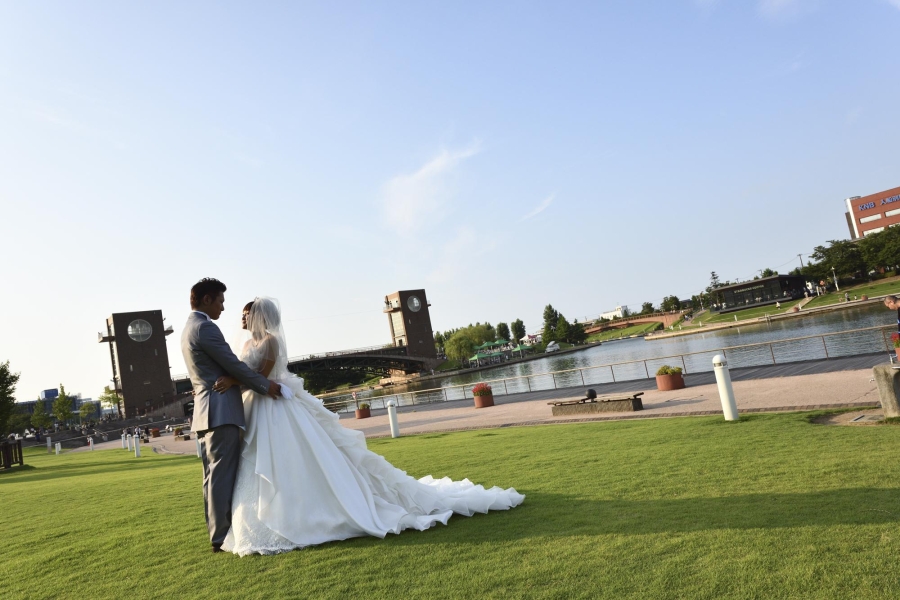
[804,277,900,309]
[587,322,662,342]
[2,413,899,599]
[688,299,803,325]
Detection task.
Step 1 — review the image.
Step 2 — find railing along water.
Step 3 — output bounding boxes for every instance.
[323,324,896,414]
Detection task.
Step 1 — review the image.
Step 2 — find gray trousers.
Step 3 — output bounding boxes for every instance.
[199,425,241,547]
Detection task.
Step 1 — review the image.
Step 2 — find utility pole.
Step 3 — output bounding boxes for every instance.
[797,254,804,268]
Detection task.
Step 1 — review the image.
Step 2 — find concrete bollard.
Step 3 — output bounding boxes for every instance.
[386,400,400,438]
[121,433,127,449]
[871,364,900,418]
[713,354,739,421]
[134,437,141,458]
[127,434,132,451]
[195,438,202,459]
[47,437,52,453]
[55,442,61,455]
[88,438,94,451]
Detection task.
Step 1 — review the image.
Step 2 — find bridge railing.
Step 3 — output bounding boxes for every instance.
[322,324,895,414]
[287,343,398,363]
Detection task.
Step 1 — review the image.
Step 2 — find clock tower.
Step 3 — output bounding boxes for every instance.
[99,310,175,418]
[383,290,436,359]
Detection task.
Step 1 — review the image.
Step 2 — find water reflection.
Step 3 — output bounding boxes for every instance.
[337,303,895,404]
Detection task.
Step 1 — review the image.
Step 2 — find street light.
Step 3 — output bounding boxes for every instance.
[831,267,840,292]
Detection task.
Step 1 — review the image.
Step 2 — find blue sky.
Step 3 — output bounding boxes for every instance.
[1,1,898,401]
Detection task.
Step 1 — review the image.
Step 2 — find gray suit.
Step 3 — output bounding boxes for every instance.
[181,311,272,547]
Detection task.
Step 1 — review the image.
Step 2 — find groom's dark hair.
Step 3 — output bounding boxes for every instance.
[190,278,227,309]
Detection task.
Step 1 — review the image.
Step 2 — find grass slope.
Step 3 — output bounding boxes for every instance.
[587,322,662,342]
[2,413,899,599]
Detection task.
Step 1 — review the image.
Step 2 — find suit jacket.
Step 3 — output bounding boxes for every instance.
[181,312,271,433]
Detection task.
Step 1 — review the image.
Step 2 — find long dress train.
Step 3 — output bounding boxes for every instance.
[222,371,524,556]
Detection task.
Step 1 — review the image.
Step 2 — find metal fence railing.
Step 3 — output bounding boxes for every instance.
[323,324,897,414]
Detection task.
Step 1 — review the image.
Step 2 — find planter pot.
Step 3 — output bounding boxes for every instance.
[655,373,685,391]
[474,393,494,408]
[150,429,160,438]
[355,408,371,419]
[895,348,900,361]
[861,295,868,301]
[791,305,800,312]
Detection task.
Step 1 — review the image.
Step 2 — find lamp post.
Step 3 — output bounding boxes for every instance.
[831,267,840,292]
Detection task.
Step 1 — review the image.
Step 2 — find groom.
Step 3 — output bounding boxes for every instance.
[181,277,282,553]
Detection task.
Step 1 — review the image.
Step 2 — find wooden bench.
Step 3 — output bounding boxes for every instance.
[548,392,644,416]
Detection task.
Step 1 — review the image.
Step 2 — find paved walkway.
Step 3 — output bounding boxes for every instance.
[73,354,890,453]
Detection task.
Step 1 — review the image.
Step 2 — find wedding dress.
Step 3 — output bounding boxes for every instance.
[221,298,524,556]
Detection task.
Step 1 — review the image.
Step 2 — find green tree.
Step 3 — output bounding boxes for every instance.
[510,319,526,343]
[809,240,866,282]
[568,319,587,344]
[621,305,632,318]
[97,386,123,419]
[79,401,97,422]
[496,322,511,342]
[760,268,778,278]
[53,385,73,425]
[660,295,681,312]
[0,361,21,435]
[542,304,560,343]
[555,315,571,344]
[640,302,655,314]
[7,410,32,436]
[31,397,50,430]
[859,226,900,273]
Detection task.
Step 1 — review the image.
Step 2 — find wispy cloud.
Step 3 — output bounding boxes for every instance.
[427,226,479,284]
[888,0,900,10]
[846,106,863,125]
[381,141,481,234]
[521,193,556,221]
[758,0,814,21]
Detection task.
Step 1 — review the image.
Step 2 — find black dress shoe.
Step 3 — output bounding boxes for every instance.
[212,545,223,553]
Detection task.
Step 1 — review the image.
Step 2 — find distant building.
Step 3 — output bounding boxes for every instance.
[845,185,900,239]
[17,395,98,420]
[600,306,625,321]
[712,275,807,313]
[383,290,437,359]
[98,310,175,418]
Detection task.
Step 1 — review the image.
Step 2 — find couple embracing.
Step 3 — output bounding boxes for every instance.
[182,277,524,556]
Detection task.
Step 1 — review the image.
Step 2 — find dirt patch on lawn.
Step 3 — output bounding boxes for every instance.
[811,408,884,426]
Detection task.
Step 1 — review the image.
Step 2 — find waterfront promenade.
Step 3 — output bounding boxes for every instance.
[340,353,886,437]
[84,353,890,455]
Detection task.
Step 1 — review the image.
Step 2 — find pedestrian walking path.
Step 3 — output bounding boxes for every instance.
[74,353,890,453]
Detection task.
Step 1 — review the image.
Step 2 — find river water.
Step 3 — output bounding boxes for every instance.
[337,304,896,408]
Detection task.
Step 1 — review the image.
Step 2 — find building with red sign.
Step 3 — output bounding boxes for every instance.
[845,185,900,239]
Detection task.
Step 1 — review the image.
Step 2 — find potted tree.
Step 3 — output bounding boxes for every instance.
[655,365,685,391]
[472,383,494,408]
[355,402,371,419]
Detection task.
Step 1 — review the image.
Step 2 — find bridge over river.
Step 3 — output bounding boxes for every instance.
[583,311,684,334]
[285,344,442,376]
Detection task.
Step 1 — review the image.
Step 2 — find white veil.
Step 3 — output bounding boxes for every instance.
[239,297,291,381]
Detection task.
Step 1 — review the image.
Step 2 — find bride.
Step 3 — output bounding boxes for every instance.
[213,297,524,556]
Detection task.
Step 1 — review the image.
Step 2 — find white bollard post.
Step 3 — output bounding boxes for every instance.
[712,354,739,421]
[121,433,127,449]
[386,400,400,438]
[55,442,60,455]
[127,434,132,451]
[89,438,94,451]
[47,437,52,453]
[134,437,141,458]
[195,438,202,459]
